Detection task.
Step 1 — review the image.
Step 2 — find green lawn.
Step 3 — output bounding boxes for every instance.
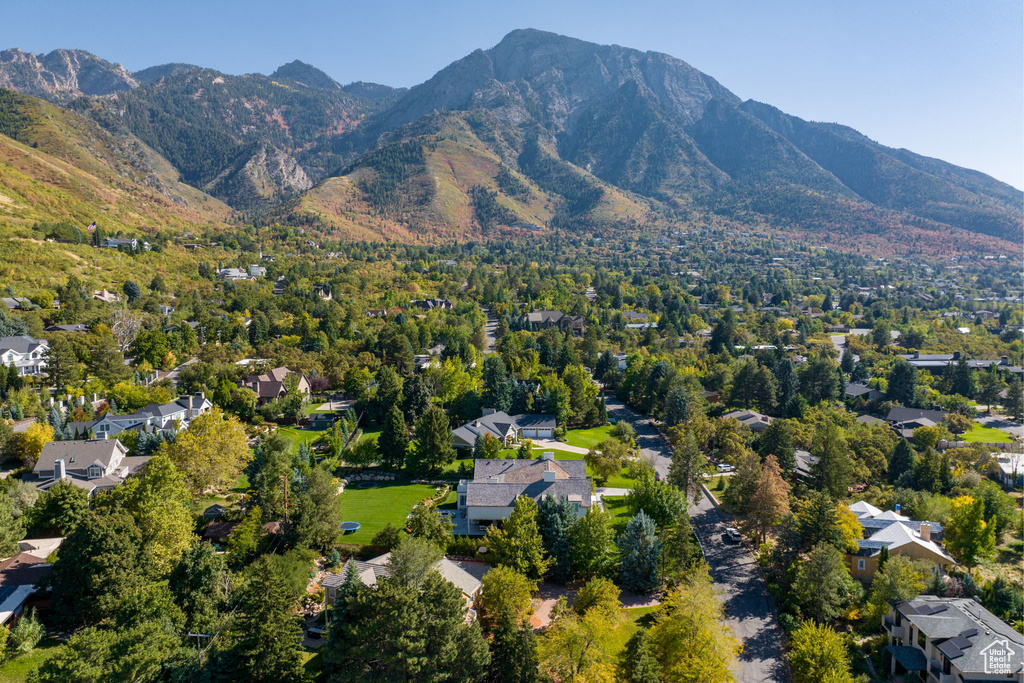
[603,495,632,535]
[277,426,326,453]
[0,638,62,682]
[602,466,638,489]
[606,606,659,658]
[337,482,444,546]
[193,472,250,513]
[961,423,1013,443]
[562,425,614,450]
[360,429,381,445]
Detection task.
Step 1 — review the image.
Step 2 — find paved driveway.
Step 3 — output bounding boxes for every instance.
[603,394,790,682]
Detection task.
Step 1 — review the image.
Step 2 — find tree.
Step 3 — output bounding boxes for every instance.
[744,455,791,545]
[723,449,761,516]
[789,620,853,683]
[537,494,577,583]
[1002,379,1024,422]
[667,429,707,502]
[793,542,855,622]
[586,438,627,485]
[623,627,662,683]
[663,385,691,427]
[840,346,855,374]
[887,360,918,407]
[800,354,841,404]
[96,454,194,573]
[573,576,620,617]
[227,506,264,566]
[122,280,142,303]
[28,480,89,537]
[226,555,307,682]
[976,369,1007,409]
[569,506,616,581]
[946,358,976,399]
[0,495,23,556]
[945,495,996,567]
[327,539,490,681]
[866,555,925,622]
[888,439,915,485]
[646,566,741,683]
[169,540,229,633]
[871,319,892,350]
[756,420,796,472]
[250,434,292,520]
[110,309,143,354]
[792,492,847,553]
[373,366,404,422]
[488,609,539,683]
[480,565,535,627]
[45,336,79,392]
[487,496,550,580]
[377,405,409,470]
[408,406,455,474]
[625,470,687,528]
[482,356,514,414]
[537,597,618,682]
[160,407,250,494]
[292,466,342,552]
[810,422,853,499]
[406,502,454,549]
[17,422,53,468]
[49,510,147,628]
[617,511,661,594]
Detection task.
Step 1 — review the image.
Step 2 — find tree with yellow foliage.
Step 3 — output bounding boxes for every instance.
[159,407,250,495]
[18,422,53,468]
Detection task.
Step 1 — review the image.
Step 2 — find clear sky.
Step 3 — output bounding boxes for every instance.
[3,0,1021,189]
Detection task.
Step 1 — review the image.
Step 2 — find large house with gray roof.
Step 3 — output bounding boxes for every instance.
[521,310,585,334]
[846,501,954,581]
[457,454,592,532]
[884,596,1023,682]
[30,439,151,495]
[451,410,556,450]
[66,393,211,439]
[0,336,48,376]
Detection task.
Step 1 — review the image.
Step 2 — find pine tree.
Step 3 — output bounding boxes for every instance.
[377,405,409,470]
[667,429,707,502]
[486,496,550,580]
[408,405,455,474]
[617,511,661,594]
[623,627,662,683]
[810,422,853,498]
[888,439,915,484]
[536,495,576,583]
[482,356,514,413]
[488,610,539,683]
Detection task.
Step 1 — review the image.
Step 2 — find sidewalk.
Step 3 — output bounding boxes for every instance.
[529,438,590,455]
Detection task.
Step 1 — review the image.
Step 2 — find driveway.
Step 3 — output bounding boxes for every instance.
[530,438,590,455]
[604,394,790,682]
[976,414,1024,439]
[481,306,497,354]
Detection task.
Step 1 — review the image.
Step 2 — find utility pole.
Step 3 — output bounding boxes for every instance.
[281,473,290,523]
[188,632,210,671]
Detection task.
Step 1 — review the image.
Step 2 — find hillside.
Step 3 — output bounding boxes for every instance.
[0,88,232,234]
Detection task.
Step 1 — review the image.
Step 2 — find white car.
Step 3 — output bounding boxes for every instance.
[725,527,742,543]
[716,463,735,473]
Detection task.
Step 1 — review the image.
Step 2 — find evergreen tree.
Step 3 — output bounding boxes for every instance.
[45,336,79,392]
[667,429,707,502]
[169,540,229,633]
[888,439,916,485]
[377,404,410,470]
[946,357,976,398]
[0,495,23,556]
[482,356,514,413]
[888,360,919,406]
[840,346,855,374]
[662,385,690,427]
[488,610,539,683]
[757,420,796,472]
[122,280,142,303]
[623,627,663,683]
[810,422,853,498]
[536,495,576,583]
[793,541,856,622]
[617,511,661,594]
[408,406,455,474]
[793,492,846,552]
[661,509,699,581]
[569,506,616,581]
[292,466,342,552]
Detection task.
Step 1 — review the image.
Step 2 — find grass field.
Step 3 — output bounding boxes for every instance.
[961,423,1013,443]
[193,472,249,513]
[603,495,632,535]
[277,426,326,453]
[0,638,62,682]
[337,482,443,546]
[562,425,614,450]
[607,606,659,658]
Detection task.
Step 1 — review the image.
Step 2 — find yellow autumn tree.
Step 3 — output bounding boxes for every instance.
[18,422,54,468]
[160,407,250,495]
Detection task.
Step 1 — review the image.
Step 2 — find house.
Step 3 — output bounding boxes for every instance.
[322,552,490,618]
[66,393,212,439]
[313,285,332,301]
[411,298,453,311]
[217,268,251,281]
[845,382,884,402]
[0,336,49,376]
[238,367,310,405]
[883,596,1023,682]
[203,521,239,544]
[2,297,32,311]
[92,289,121,303]
[308,412,339,430]
[456,454,592,532]
[201,504,227,521]
[521,310,586,334]
[451,410,557,450]
[885,407,947,439]
[31,439,151,495]
[992,452,1024,488]
[721,409,774,433]
[0,538,63,627]
[248,265,267,278]
[846,501,953,580]
[99,237,138,250]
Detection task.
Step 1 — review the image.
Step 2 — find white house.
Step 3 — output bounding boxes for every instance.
[31,439,151,495]
[451,410,557,450]
[0,336,49,376]
[65,393,212,439]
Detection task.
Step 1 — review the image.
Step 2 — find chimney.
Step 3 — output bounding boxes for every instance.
[54,459,66,481]
[542,452,555,461]
[919,523,931,542]
[195,391,205,399]
[1000,356,1008,366]
[543,462,557,483]
[481,408,496,416]
[952,351,961,360]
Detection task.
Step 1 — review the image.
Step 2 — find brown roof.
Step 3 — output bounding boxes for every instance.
[203,521,239,539]
[0,553,51,588]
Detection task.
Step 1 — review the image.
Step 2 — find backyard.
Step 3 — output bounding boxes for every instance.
[961,422,1013,443]
[336,481,450,547]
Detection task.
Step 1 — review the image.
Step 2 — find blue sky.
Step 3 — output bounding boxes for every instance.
[2,0,1021,188]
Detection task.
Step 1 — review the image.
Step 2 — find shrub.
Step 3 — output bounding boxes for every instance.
[9,608,43,654]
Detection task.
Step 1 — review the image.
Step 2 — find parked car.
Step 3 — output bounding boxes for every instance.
[716,463,735,473]
[725,527,742,543]
[307,627,326,640]
[654,471,662,482]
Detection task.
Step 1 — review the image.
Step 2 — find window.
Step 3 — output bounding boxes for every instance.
[916,628,927,650]
[857,558,866,570]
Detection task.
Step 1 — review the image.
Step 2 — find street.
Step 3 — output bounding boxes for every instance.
[603,395,791,683]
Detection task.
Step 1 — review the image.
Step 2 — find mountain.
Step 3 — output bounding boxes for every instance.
[0,48,137,100]
[0,87,231,234]
[0,33,1018,252]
